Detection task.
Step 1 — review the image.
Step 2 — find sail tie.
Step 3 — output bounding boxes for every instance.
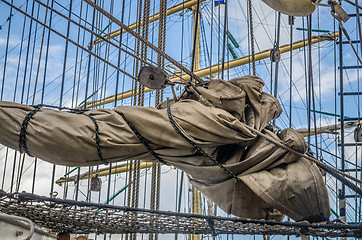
[18,105,108,165]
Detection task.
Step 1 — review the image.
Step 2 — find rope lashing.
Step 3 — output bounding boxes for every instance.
[166,98,241,182]
[18,105,108,165]
[166,98,362,194]
[119,112,169,166]
[19,106,42,157]
[17,100,362,193]
[242,124,362,187]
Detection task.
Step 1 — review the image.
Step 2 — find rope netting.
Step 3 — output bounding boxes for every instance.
[0,190,360,237]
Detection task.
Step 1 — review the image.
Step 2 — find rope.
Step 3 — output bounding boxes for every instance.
[160,0,167,102]
[20,0,35,105]
[5,0,360,195]
[33,0,148,69]
[18,106,42,157]
[154,2,167,239]
[2,0,137,81]
[83,0,204,84]
[307,15,319,160]
[242,124,362,186]
[74,0,87,108]
[221,0,228,79]
[118,112,168,165]
[59,0,73,107]
[125,159,133,240]
[0,0,12,100]
[273,12,281,101]
[131,160,139,240]
[32,0,50,105]
[134,0,143,107]
[139,0,150,106]
[13,1,28,103]
[166,97,362,193]
[150,164,157,212]
[289,16,294,129]
[18,105,108,165]
[149,162,157,240]
[154,163,162,240]
[271,12,281,128]
[166,99,241,182]
[338,19,362,64]
[113,0,126,108]
[133,3,147,238]
[25,2,40,106]
[248,0,256,75]
[156,163,161,210]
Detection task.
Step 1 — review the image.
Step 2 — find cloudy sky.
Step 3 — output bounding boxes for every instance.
[0,0,361,239]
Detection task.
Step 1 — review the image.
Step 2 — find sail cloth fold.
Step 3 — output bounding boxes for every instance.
[261,0,319,16]
[0,75,330,222]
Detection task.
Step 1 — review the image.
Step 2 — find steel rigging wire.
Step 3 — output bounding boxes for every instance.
[84,0,204,84]
[221,0,227,79]
[33,0,157,77]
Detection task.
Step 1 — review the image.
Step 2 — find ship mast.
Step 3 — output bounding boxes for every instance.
[191,3,202,240]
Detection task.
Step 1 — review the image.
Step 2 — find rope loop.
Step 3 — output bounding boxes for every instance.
[18,104,107,165]
[166,98,241,182]
[19,105,42,156]
[119,112,168,166]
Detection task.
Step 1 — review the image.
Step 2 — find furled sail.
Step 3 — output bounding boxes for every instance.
[0,75,330,222]
[261,0,319,16]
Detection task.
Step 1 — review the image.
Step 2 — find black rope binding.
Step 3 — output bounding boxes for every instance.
[19,105,42,156]
[119,112,169,165]
[18,105,108,165]
[166,98,241,182]
[84,114,107,165]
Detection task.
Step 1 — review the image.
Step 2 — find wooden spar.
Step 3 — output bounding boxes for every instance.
[88,0,206,48]
[296,120,362,137]
[170,33,339,82]
[191,6,202,238]
[83,32,340,109]
[55,162,153,184]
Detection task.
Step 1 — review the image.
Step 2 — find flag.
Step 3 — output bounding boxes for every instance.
[214,0,225,8]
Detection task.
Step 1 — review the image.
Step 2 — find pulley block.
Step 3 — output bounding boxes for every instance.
[354,126,362,142]
[90,175,102,191]
[138,66,169,89]
[270,48,281,62]
[328,0,350,22]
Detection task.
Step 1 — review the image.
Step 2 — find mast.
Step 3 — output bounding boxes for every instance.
[339,5,346,230]
[191,3,201,240]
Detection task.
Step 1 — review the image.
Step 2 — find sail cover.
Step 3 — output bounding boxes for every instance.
[261,0,319,16]
[0,75,330,222]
